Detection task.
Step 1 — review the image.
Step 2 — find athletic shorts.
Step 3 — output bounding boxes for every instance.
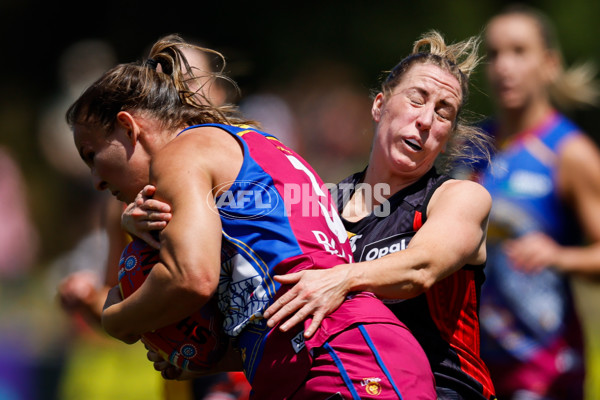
[288,322,436,400]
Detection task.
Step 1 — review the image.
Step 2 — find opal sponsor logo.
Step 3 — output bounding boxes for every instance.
[358,233,413,261]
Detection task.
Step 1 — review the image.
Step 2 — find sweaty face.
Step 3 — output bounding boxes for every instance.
[73,123,149,203]
[371,63,461,178]
[485,14,553,111]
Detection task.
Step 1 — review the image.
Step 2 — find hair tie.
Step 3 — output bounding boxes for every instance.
[145,58,159,70]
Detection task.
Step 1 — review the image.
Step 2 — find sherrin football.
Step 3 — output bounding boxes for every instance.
[118,238,228,371]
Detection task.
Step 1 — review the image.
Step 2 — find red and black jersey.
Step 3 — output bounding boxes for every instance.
[334,167,496,400]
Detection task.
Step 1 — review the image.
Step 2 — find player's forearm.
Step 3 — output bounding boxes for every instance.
[555,243,600,276]
[80,285,110,327]
[103,263,214,340]
[347,247,444,299]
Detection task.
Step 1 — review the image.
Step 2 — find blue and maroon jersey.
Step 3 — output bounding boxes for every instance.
[335,167,496,400]
[178,124,401,396]
[476,112,585,398]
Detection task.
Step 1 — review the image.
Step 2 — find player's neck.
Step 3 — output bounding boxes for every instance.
[497,100,555,141]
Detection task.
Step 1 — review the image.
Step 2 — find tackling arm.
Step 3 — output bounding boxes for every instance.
[265,179,491,337]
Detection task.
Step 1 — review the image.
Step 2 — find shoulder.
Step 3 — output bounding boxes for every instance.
[430,179,492,215]
[158,125,241,163]
[559,132,600,167]
[559,133,600,183]
[440,179,491,200]
[558,132,600,192]
[162,125,238,155]
[151,125,244,185]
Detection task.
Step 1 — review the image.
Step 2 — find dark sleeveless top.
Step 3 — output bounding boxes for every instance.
[334,167,496,400]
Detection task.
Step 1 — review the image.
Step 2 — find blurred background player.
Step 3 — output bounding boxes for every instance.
[465,4,600,399]
[0,146,39,400]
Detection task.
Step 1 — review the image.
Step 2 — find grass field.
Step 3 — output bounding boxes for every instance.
[572,277,600,400]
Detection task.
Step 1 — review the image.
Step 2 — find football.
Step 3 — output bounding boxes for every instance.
[118,238,228,371]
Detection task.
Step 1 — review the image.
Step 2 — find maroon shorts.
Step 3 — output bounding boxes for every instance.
[289,322,436,399]
[249,294,435,399]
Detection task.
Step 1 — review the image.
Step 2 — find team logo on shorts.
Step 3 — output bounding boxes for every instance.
[361,377,382,395]
[290,330,305,353]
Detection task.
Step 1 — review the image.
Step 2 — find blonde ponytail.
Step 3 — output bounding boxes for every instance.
[550,61,600,110]
[412,30,483,79]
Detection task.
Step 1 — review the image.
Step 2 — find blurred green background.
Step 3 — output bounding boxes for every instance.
[0,0,599,399]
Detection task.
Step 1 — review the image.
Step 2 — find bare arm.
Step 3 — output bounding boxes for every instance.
[57,271,110,326]
[57,197,128,327]
[265,179,491,337]
[354,179,490,297]
[506,134,600,276]
[102,127,242,343]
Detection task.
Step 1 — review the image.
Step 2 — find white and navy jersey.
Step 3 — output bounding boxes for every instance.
[335,167,496,400]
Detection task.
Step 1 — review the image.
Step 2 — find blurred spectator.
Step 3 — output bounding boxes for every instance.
[462,4,600,399]
[284,60,373,184]
[0,146,38,400]
[38,39,117,181]
[240,93,299,151]
[0,147,38,279]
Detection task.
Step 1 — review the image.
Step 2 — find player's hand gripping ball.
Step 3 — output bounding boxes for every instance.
[118,238,228,371]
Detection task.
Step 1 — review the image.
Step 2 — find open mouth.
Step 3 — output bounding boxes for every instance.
[404,138,422,151]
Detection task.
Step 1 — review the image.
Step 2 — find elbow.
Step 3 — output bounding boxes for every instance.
[175,268,219,307]
[101,308,141,344]
[190,278,218,304]
[419,270,437,293]
[410,269,436,296]
[404,260,439,297]
[161,253,220,305]
[406,248,453,296]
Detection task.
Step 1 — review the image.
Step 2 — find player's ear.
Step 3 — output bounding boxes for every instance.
[543,48,561,83]
[372,93,384,122]
[116,111,139,145]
